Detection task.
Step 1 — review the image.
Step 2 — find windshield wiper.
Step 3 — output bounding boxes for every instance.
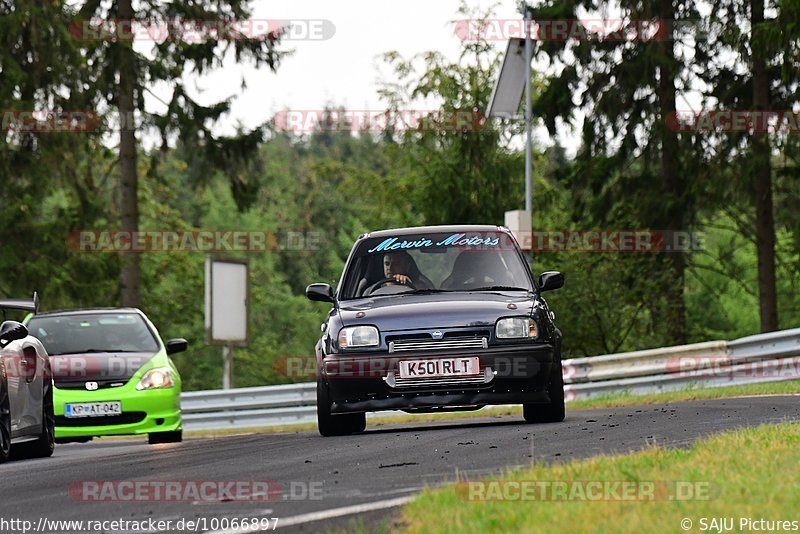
[402,288,453,295]
[469,286,530,292]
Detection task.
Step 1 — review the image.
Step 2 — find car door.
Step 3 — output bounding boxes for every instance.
[2,339,41,437]
[17,342,42,434]
[1,339,25,435]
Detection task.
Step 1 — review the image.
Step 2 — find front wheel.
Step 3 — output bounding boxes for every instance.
[317,380,366,437]
[523,355,565,424]
[148,430,183,444]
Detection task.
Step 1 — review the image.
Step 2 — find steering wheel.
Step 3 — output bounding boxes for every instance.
[365,277,417,295]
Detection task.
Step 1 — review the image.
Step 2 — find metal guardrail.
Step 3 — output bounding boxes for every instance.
[180,329,800,431]
[728,327,800,359]
[561,341,728,383]
[181,383,316,431]
[562,327,800,401]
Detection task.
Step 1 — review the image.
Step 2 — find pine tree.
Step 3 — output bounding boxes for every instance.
[73,0,285,305]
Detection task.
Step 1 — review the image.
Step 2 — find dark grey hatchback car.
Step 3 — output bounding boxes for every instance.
[306,225,565,436]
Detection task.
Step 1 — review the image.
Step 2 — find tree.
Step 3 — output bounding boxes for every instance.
[700,0,800,331]
[528,0,706,344]
[74,0,286,305]
[0,0,118,305]
[377,3,527,225]
[751,0,778,332]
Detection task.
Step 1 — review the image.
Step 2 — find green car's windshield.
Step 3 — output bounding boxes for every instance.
[26,313,159,356]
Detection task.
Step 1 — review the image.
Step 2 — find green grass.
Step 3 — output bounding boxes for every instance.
[566,380,800,409]
[399,421,800,533]
[178,380,800,437]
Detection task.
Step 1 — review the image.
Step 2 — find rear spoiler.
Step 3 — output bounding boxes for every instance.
[0,291,39,316]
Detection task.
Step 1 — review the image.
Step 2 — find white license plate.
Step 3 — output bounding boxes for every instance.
[398,357,480,378]
[65,401,122,418]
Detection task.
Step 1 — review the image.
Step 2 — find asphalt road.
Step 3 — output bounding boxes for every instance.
[1,395,798,533]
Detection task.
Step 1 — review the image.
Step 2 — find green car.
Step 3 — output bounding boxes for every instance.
[25,308,187,444]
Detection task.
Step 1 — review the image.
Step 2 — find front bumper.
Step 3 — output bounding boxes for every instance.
[54,384,181,438]
[321,343,556,414]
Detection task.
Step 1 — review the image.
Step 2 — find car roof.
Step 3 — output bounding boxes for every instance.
[31,308,143,318]
[363,225,509,239]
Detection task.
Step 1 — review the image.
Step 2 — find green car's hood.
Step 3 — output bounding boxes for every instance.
[50,350,164,389]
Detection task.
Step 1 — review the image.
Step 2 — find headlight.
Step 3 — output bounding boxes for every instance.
[496,317,538,339]
[338,326,380,348]
[136,367,174,390]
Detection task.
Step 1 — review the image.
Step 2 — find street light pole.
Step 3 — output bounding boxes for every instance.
[486,5,536,261]
[523,7,534,266]
[524,10,533,215]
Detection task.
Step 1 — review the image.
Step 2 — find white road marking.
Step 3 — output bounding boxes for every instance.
[205,495,415,533]
[727,393,800,399]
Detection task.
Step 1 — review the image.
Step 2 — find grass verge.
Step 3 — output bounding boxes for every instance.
[566,379,800,409]
[400,421,800,533]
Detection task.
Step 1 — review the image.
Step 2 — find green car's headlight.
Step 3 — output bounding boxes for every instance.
[338,326,380,348]
[496,317,538,339]
[136,367,174,390]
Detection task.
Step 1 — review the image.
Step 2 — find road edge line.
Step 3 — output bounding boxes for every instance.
[207,495,415,533]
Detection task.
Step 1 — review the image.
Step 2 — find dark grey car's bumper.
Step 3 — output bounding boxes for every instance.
[320,343,557,414]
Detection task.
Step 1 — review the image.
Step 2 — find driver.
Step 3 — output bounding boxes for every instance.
[383,251,430,288]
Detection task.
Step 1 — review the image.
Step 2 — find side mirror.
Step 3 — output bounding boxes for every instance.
[165,338,188,355]
[0,321,28,345]
[539,271,564,292]
[306,283,334,303]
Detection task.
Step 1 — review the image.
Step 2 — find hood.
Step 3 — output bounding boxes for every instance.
[50,351,156,388]
[338,292,535,332]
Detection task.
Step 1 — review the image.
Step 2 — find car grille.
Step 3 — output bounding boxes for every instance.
[386,367,495,389]
[394,375,489,388]
[55,379,128,390]
[388,336,488,353]
[56,412,146,427]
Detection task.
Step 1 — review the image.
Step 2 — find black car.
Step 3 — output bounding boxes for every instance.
[306,225,565,436]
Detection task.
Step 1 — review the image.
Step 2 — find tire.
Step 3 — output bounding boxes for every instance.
[0,374,11,463]
[27,371,55,458]
[317,379,366,437]
[148,430,183,444]
[523,351,565,424]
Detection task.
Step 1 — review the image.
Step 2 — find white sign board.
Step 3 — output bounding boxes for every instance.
[505,210,532,251]
[205,257,248,345]
[486,38,529,118]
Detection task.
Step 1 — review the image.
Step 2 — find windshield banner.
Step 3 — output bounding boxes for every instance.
[367,233,509,254]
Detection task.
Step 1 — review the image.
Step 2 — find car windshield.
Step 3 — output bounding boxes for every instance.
[339,231,533,299]
[26,313,159,356]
